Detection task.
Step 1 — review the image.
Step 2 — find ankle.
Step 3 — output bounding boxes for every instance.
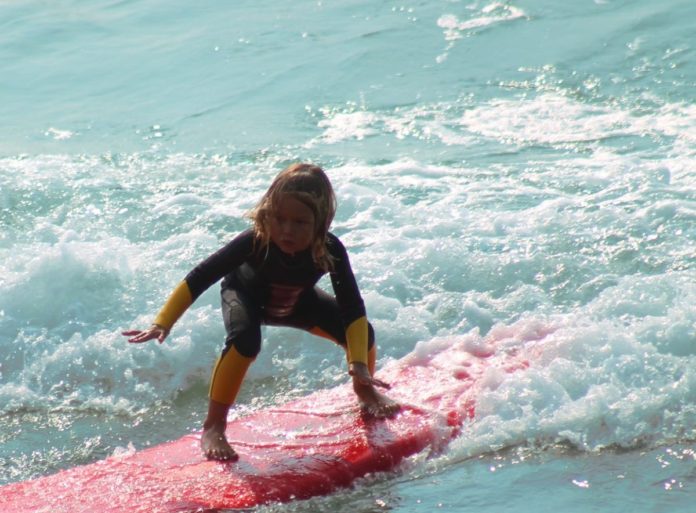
[203,418,226,430]
[203,399,231,431]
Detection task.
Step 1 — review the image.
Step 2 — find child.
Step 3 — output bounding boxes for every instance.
[123,163,399,461]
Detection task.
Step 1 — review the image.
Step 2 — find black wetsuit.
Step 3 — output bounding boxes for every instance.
[183,229,374,358]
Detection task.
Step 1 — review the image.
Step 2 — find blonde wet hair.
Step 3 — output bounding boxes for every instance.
[248,163,337,271]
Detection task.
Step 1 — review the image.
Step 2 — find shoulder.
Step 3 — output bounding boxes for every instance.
[326,232,352,267]
[326,232,346,253]
[232,228,256,245]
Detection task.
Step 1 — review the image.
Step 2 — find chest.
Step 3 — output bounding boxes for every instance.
[246,245,325,287]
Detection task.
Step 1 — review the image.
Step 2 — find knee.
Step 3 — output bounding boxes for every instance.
[225,328,262,359]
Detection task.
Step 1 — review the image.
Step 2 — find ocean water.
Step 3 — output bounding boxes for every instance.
[1,0,695,511]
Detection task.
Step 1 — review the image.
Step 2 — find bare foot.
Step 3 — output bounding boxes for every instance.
[201,425,238,461]
[353,381,401,419]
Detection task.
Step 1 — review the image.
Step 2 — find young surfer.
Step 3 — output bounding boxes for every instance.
[123,163,399,461]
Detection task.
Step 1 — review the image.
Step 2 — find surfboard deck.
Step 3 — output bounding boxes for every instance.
[0,325,548,512]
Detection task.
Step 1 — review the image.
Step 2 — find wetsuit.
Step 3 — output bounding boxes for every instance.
[152,229,374,405]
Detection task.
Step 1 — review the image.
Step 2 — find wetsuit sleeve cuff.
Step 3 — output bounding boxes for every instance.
[153,281,193,331]
[345,316,369,365]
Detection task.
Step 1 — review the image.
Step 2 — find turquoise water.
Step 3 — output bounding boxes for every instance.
[1,0,695,511]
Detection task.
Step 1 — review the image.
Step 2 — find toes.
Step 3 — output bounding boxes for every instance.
[204,446,238,462]
[359,401,400,419]
[375,402,401,419]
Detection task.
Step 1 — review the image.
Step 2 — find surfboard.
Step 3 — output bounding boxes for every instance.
[0,324,548,513]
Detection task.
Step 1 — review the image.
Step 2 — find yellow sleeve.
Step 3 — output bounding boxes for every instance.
[153,281,193,331]
[345,316,369,365]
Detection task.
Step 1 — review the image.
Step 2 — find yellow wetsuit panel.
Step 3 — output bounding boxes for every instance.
[153,280,193,331]
[209,346,255,405]
[345,316,369,365]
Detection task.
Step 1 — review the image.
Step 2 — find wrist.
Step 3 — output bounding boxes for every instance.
[349,361,369,375]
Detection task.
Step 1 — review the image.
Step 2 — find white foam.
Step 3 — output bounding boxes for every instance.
[435,3,526,62]
[44,127,75,140]
[309,91,696,163]
[437,3,526,40]
[440,290,696,454]
[315,111,380,144]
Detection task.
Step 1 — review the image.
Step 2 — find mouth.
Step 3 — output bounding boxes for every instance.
[278,239,296,252]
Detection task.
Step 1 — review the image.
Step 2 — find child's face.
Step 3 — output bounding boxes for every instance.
[270,195,316,255]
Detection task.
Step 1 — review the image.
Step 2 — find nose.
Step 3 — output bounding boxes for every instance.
[279,219,293,235]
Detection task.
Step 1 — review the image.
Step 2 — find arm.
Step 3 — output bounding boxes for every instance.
[345,315,368,366]
[123,231,255,344]
[345,316,390,389]
[328,235,390,389]
[327,234,368,364]
[122,280,193,344]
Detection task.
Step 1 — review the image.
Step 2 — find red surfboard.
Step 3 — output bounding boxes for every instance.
[0,324,549,512]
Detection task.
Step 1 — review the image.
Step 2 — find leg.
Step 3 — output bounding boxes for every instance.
[202,398,237,461]
[202,289,261,461]
[202,345,255,461]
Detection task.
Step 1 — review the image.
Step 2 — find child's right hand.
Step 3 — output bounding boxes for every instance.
[122,324,169,344]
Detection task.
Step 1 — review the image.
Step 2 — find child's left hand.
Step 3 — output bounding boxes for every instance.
[349,362,391,390]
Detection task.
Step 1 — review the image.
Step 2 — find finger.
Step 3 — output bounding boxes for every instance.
[128,333,156,344]
[121,330,143,336]
[350,371,391,390]
[369,377,391,390]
